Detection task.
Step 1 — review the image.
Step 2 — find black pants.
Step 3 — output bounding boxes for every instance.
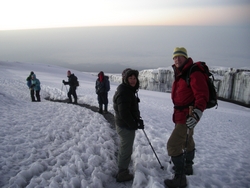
[68,86,77,102]
[30,89,35,101]
[31,90,40,102]
[97,92,108,105]
[35,90,41,102]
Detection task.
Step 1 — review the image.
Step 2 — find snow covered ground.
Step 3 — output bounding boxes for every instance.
[0,61,249,188]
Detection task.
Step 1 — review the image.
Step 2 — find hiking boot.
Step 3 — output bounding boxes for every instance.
[104,105,108,113]
[116,169,133,182]
[185,164,193,175]
[73,98,77,104]
[172,165,193,175]
[98,104,103,114]
[185,150,195,175]
[164,174,187,188]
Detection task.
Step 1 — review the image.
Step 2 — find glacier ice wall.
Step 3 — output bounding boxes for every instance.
[109,67,250,106]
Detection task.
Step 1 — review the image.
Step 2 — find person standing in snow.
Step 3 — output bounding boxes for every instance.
[63,70,78,104]
[26,71,36,102]
[113,68,144,182]
[30,74,41,102]
[164,47,209,188]
[95,71,110,113]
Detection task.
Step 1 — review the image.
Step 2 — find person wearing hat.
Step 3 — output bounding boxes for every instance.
[95,71,110,113]
[63,70,78,104]
[30,74,41,102]
[113,68,144,182]
[164,47,209,188]
[26,71,36,102]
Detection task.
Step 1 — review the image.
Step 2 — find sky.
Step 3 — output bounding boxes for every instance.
[1,0,250,30]
[0,61,250,188]
[1,1,250,73]
[0,26,250,73]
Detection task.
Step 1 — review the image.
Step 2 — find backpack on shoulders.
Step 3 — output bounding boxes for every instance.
[74,75,79,87]
[186,61,218,109]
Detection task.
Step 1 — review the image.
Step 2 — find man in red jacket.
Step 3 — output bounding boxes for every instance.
[164,47,209,188]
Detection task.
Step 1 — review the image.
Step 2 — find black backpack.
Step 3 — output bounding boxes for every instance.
[74,75,79,87]
[185,62,218,109]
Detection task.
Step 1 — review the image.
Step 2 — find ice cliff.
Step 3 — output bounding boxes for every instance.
[108,66,250,107]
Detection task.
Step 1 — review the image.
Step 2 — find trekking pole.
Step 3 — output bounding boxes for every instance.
[64,85,68,93]
[180,128,189,185]
[182,128,189,168]
[142,129,164,170]
[180,105,193,185]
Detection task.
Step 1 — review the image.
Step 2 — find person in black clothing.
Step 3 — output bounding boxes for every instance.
[113,68,144,182]
[26,71,35,101]
[63,70,78,104]
[95,71,110,113]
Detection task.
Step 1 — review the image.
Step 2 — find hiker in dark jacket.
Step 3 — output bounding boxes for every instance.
[95,71,110,113]
[26,71,35,102]
[30,74,41,102]
[164,47,209,188]
[63,70,78,104]
[113,68,144,183]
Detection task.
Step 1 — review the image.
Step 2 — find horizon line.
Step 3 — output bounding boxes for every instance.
[1,24,248,31]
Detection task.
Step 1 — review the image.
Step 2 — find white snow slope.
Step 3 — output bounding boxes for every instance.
[0,61,250,188]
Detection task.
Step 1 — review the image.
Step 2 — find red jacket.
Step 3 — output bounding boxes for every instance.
[171,58,209,124]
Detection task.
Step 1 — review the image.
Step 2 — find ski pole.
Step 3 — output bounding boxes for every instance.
[180,128,189,185]
[180,106,193,184]
[183,128,189,165]
[64,84,68,93]
[142,129,164,170]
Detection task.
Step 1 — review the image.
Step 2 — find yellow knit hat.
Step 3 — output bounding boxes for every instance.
[173,47,188,59]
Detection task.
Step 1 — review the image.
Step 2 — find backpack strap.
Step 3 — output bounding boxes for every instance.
[186,61,210,87]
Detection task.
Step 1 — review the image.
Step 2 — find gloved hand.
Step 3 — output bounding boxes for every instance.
[137,119,144,129]
[62,80,65,84]
[186,108,203,129]
[31,84,35,88]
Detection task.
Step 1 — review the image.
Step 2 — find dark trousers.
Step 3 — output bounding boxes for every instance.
[30,89,35,101]
[35,90,41,102]
[31,90,40,102]
[97,92,108,105]
[98,92,108,111]
[68,86,77,102]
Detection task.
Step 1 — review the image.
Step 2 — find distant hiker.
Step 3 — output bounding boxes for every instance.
[63,70,78,104]
[26,71,35,102]
[113,68,144,182]
[95,71,110,113]
[164,47,209,188]
[30,74,41,102]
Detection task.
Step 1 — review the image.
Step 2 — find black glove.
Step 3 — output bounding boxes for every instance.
[31,84,35,88]
[137,119,144,129]
[62,80,65,84]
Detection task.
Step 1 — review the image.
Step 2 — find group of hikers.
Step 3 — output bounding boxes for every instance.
[62,70,110,114]
[26,47,209,188]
